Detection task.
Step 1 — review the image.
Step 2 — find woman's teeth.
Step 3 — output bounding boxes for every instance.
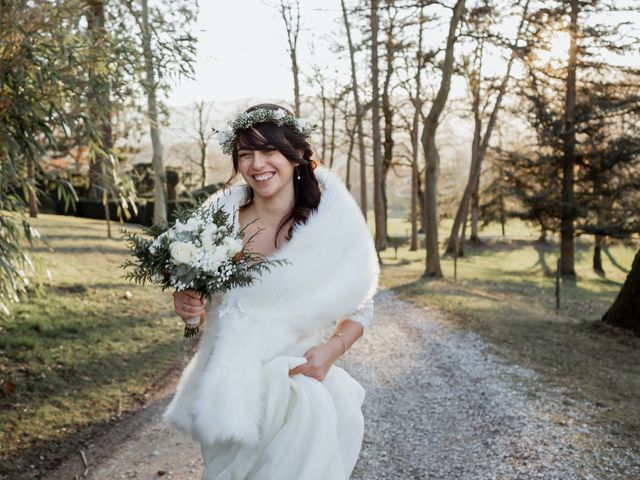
[254,172,275,182]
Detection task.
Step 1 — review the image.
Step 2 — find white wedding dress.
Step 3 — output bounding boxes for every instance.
[199,297,374,480]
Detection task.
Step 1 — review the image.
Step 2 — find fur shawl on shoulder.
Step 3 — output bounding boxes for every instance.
[163,166,379,446]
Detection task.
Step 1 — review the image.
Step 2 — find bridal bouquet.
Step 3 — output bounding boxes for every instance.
[121,200,286,337]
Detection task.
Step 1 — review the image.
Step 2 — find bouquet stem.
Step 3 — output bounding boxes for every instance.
[184,312,205,338]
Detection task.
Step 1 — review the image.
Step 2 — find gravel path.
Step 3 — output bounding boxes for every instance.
[61,289,639,479]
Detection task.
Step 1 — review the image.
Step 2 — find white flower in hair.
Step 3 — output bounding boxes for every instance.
[216,107,317,155]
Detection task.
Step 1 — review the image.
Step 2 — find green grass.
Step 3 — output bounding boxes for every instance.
[0,215,189,479]
[377,216,640,454]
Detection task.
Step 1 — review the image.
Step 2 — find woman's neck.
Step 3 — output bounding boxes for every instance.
[250,188,295,223]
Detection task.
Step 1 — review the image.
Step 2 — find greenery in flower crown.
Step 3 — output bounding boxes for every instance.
[215,107,316,155]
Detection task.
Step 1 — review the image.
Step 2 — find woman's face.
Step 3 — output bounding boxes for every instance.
[236,145,298,201]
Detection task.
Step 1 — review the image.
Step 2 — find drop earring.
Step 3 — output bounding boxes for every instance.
[296,167,301,180]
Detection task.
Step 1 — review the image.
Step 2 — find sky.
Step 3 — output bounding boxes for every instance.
[168,0,342,107]
[167,1,640,113]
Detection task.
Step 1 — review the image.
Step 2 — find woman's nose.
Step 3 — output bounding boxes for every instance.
[252,151,268,167]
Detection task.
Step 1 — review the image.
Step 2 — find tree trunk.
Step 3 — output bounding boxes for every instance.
[279,1,301,116]
[446,82,482,256]
[560,0,578,275]
[538,225,547,243]
[196,101,208,188]
[320,85,327,161]
[422,0,466,278]
[499,163,506,237]
[470,175,480,242]
[86,0,113,201]
[341,0,367,218]
[593,235,604,274]
[345,110,356,191]
[27,156,38,218]
[329,98,337,168]
[411,0,427,251]
[410,99,422,251]
[602,249,640,335]
[445,0,528,254]
[381,5,395,243]
[142,0,166,225]
[370,0,386,251]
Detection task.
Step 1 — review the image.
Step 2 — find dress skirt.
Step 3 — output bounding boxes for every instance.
[200,355,366,480]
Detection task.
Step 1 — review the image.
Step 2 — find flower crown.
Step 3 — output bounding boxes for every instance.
[215,107,316,155]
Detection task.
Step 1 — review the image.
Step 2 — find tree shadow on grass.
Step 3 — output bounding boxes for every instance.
[532,243,554,277]
[0,330,187,479]
[603,246,630,274]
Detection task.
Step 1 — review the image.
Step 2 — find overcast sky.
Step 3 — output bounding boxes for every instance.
[167,1,640,108]
[168,0,342,107]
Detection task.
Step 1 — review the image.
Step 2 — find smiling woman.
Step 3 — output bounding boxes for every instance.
[228,104,322,249]
[164,104,379,480]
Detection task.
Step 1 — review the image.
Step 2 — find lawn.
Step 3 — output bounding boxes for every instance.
[0,214,189,479]
[376,216,640,455]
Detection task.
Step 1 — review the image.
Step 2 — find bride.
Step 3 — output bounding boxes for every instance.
[164,103,379,480]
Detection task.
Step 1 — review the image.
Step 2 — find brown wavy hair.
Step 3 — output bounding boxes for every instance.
[224,103,322,248]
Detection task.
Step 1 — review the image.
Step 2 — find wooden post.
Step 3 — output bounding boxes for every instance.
[556,257,561,309]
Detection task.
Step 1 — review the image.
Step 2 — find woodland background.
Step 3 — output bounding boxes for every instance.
[1,0,639,478]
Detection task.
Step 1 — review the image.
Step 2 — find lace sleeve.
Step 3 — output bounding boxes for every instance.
[343,296,374,328]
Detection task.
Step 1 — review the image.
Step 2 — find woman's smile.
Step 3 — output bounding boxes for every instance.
[253,171,275,183]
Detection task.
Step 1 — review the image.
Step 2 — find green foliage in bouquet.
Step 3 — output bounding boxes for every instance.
[120,199,288,301]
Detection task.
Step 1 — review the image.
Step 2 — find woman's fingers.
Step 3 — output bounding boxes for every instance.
[183,290,204,301]
[180,305,204,316]
[289,363,307,376]
[173,291,205,308]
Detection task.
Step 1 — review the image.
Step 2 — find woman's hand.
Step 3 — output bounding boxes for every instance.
[173,290,207,323]
[288,339,343,381]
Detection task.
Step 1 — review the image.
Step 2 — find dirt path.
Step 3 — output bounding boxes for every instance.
[54,290,638,479]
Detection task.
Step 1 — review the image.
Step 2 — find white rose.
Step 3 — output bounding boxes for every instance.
[222,237,243,258]
[170,241,198,265]
[274,109,286,119]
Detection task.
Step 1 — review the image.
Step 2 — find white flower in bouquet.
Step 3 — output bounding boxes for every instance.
[200,225,220,252]
[170,241,198,266]
[121,197,289,337]
[175,217,200,235]
[200,246,227,271]
[222,237,243,258]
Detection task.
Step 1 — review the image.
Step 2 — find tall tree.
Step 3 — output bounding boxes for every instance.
[192,101,216,188]
[409,1,428,251]
[445,0,529,255]
[279,0,302,116]
[86,0,114,202]
[510,0,640,263]
[380,0,399,239]
[421,0,466,278]
[341,0,368,218]
[141,0,166,224]
[121,0,197,225]
[559,0,578,275]
[0,0,86,313]
[371,0,387,251]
